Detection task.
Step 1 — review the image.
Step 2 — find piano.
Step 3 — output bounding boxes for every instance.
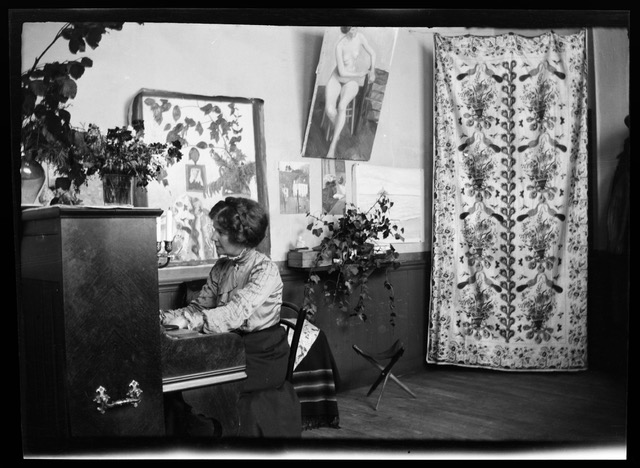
[19,206,246,453]
[161,328,246,437]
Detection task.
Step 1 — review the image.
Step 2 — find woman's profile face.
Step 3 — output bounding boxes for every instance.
[212,218,244,257]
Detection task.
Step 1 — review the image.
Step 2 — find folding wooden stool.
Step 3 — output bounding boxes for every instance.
[352,339,417,410]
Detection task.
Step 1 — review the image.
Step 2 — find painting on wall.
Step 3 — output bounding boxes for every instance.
[302,27,398,161]
[322,159,347,215]
[186,164,207,193]
[353,163,424,244]
[278,162,310,215]
[130,89,269,265]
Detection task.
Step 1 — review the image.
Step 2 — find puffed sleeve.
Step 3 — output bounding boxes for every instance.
[159,264,220,326]
[189,260,282,333]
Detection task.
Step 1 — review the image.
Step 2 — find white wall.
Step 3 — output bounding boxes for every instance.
[21,22,629,261]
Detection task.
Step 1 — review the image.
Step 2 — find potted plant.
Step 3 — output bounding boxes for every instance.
[20,22,128,203]
[81,120,183,205]
[301,193,405,326]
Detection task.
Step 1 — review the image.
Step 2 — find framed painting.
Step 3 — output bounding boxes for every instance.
[131,89,269,265]
[321,159,347,215]
[353,163,424,244]
[302,27,398,161]
[186,164,207,193]
[278,162,310,215]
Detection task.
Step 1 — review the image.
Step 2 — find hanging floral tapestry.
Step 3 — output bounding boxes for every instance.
[427,31,589,371]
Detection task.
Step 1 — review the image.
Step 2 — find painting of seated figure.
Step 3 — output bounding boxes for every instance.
[302,27,398,161]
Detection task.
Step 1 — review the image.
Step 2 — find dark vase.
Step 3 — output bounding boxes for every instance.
[471,317,484,328]
[20,154,46,205]
[50,177,82,206]
[102,173,134,206]
[55,177,71,191]
[536,178,548,190]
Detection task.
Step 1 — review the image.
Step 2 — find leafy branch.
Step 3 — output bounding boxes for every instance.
[21,22,131,188]
[303,194,404,326]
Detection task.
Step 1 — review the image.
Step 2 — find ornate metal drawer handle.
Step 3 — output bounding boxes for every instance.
[93,380,143,414]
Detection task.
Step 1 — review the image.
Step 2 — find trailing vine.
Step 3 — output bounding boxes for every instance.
[497,59,518,342]
[302,194,404,326]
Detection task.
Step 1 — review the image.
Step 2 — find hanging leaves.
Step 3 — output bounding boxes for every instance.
[188,147,200,164]
[172,105,181,121]
[303,194,404,326]
[20,22,136,190]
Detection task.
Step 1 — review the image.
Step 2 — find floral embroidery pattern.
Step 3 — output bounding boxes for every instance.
[428,31,588,371]
[460,78,497,128]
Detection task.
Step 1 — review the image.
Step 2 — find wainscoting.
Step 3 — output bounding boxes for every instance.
[281,252,430,390]
[158,249,629,391]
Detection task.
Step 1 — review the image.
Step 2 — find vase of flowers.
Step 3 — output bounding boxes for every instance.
[82,120,183,206]
[19,23,132,206]
[101,173,134,205]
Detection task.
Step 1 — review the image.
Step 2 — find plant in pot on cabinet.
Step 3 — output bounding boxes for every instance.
[19,22,128,205]
[81,121,183,206]
[298,193,405,326]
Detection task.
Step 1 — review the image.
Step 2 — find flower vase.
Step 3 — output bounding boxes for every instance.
[20,154,46,205]
[50,177,82,206]
[102,173,134,206]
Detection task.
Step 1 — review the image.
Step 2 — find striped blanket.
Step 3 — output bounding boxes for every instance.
[283,320,340,430]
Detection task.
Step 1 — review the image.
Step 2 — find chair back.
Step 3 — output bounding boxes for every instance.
[280,301,307,382]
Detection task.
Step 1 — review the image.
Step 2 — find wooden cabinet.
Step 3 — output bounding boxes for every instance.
[19,206,165,452]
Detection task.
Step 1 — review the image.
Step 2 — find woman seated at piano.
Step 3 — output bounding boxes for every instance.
[160,196,301,438]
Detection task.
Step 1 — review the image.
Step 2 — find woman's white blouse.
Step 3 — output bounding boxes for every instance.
[163,248,283,334]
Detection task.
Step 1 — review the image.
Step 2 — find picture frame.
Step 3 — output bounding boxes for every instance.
[353,163,424,244]
[321,159,347,215]
[278,162,310,215]
[130,89,270,265]
[186,164,207,193]
[302,27,398,161]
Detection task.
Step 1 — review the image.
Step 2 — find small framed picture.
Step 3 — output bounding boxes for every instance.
[278,162,310,214]
[186,164,206,192]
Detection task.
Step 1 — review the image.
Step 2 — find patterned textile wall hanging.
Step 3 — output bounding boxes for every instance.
[427,30,589,371]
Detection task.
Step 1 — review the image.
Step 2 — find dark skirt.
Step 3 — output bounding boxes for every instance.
[164,325,301,439]
[237,324,302,438]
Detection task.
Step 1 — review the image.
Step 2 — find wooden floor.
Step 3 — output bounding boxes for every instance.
[26,366,627,459]
[297,366,628,458]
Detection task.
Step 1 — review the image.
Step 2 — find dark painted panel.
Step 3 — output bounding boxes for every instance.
[20,209,166,449]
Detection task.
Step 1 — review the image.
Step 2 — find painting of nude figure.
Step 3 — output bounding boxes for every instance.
[302,27,398,161]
